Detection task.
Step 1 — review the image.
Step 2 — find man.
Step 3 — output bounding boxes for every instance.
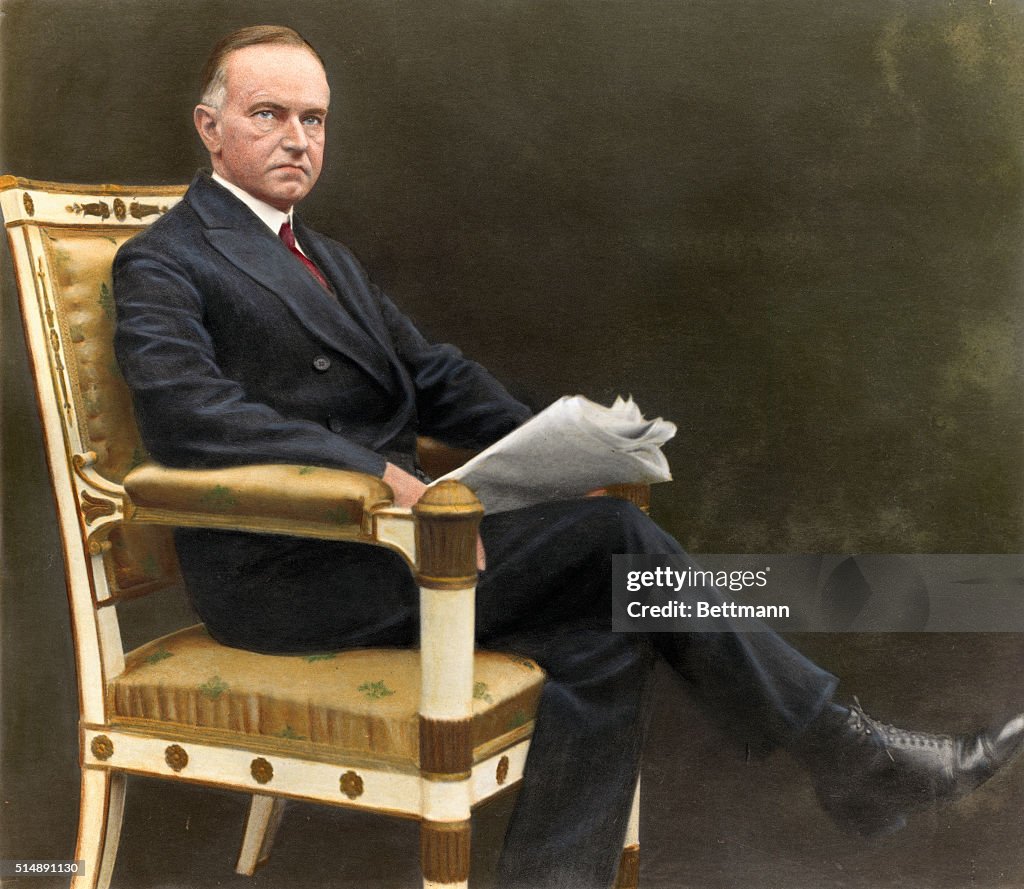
[113,25,1024,889]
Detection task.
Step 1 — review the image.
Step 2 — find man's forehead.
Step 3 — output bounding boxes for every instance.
[223,44,329,103]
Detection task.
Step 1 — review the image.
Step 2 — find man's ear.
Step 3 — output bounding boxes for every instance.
[194,105,222,154]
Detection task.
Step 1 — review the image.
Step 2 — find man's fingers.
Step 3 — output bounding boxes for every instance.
[382,462,428,508]
[385,464,484,568]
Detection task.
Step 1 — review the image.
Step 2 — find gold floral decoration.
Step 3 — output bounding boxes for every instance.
[90,735,114,761]
[66,201,111,220]
[129,201,169,219]
[164,744,189,772]
[250,757,274,785]
[80,490,117,524]
[339,770,364,799]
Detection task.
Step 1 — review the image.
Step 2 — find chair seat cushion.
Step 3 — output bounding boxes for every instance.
[110,625,545,767]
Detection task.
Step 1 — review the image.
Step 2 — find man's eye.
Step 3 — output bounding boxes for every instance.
[302,116,324,127]
[253,110,275,120]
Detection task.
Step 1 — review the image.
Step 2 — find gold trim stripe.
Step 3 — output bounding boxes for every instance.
[4,219,154,232]
[89,717,535,769]
[415,573,479,590]
[125,505,372,541]
[0,175,186,196]
[94,719,422,773]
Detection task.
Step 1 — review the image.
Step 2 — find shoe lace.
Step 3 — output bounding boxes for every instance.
[849,697,953,756]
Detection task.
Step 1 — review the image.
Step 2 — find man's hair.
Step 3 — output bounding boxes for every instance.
[199,25,324,108]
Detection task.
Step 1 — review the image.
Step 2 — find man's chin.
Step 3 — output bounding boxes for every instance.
[259,177,315,210]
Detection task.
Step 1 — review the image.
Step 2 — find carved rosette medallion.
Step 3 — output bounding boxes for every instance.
[113,198,127,221]
[90,734,114,761]
[250,757,274,785]
[164,744,189,772]
[496,755,510,785]
[339,770,364,799]
[23,192,34,216]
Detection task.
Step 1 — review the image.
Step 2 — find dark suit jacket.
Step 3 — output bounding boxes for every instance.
[113,171,532,650]
[114,171,531,480]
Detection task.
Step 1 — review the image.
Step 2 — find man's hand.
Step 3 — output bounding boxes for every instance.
[382,462,428,508]
[382,463,486,571]
[476,536,487,572]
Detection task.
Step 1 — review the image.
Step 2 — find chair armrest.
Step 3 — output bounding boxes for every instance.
[122,462,393,541]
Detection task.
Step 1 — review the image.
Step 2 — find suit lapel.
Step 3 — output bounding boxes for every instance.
[189,174,397,392]
[293,219,406,363]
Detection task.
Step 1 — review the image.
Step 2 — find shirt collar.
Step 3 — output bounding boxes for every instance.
[211,172,292,236]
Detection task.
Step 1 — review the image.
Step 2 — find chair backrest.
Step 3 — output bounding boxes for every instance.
[1,177,186,720]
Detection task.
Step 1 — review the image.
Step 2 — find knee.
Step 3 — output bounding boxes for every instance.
[574,494,642,527]
[535,628,657,689]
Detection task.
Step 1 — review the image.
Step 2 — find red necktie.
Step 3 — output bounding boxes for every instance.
[279,221,332,293]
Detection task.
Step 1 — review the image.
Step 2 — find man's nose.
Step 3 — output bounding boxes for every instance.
[281,116,309,152]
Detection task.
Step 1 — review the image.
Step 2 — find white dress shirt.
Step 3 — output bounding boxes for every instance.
[211,172,310,257]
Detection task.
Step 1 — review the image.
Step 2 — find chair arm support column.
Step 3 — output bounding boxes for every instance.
[413,480,483,778]
[414,481,480,886]
[604,483,651,513]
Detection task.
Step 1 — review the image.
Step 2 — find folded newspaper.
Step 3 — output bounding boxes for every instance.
[432,395,677,514]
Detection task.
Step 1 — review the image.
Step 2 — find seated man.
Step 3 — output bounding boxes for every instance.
[112,24,1024,889]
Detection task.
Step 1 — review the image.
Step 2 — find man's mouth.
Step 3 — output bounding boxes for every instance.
[272,164,309,176]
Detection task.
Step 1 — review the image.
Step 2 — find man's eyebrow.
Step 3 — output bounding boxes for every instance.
[246,100,287,112]
[244,100,328,116]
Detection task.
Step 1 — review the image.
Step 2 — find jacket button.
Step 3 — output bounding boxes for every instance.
[328,418,344,434]
[312,356,332,372]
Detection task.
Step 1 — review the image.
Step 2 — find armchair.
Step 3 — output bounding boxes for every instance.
[0,176,641,889]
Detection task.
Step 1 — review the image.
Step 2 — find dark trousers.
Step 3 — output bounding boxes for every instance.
[177,497,838,889]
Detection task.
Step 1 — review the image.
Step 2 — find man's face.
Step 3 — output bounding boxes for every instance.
[195,44,330,211]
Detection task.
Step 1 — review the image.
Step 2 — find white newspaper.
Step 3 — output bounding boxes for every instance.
[432,395,676,514]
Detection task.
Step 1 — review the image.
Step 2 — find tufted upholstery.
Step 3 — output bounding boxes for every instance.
[111,625,545,767]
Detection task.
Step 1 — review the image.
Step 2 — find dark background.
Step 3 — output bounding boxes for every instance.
[2,1,1024,887]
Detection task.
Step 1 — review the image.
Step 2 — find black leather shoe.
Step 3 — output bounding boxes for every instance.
[796,699,1024,837]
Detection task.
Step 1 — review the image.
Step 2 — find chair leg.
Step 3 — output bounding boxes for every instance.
[71,769,126,889]
[236,795,286,876]
[421,819,470,889]
[614,774,641,889]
